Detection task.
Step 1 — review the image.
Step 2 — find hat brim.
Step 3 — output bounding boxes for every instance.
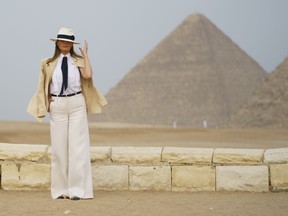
[50,38,80,44]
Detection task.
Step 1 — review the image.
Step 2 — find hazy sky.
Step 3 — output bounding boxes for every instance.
[1,0,287,121]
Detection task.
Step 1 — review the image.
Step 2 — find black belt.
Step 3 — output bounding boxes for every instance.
[51,91,82,97]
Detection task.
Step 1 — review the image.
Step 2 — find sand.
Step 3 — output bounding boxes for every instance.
[1,190,288,216]
[0,121,288,216]
[1,121,288,148]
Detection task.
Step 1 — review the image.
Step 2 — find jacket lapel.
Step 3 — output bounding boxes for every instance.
[44,59,57,97]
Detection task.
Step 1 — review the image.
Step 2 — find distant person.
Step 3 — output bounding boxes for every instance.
[27,27,107,200]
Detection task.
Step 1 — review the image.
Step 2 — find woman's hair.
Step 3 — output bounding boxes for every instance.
[47,42,82,65]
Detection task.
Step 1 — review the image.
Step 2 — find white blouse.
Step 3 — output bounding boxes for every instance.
[50,53,82,95]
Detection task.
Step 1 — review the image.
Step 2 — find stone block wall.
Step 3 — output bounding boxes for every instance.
[0,143,288,192]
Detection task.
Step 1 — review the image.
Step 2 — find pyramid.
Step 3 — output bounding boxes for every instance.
[229,57,288,128]
[94,14,267,127]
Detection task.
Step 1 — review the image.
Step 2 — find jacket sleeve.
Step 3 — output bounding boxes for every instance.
[76,57,108,114]
[26,59,48,122]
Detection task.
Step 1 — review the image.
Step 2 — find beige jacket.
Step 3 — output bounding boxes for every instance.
[27,56,108,122]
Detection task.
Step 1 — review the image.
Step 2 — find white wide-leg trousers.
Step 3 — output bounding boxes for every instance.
[49,94,93,199]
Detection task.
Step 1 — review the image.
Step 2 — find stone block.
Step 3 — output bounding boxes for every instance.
[264,148,288,164]
[162,147,213,164]
[92,165,128,190]
[1,163,50,190]
[216,166,269,192]
[172,166,215,191]
[0,143,49,162]
[270,164,288,191]
[129,166,171,191]
[90,146,111,163]
[112,147,162,164]
[213,148,264,164]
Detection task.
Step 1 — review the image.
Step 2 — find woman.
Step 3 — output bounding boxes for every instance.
[27,27,107,200]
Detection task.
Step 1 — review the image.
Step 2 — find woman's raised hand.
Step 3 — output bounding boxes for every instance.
[79,40,88,57]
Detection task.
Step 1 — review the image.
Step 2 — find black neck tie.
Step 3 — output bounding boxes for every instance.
[60,56,68,95]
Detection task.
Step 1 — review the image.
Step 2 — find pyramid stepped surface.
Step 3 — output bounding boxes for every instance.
[94,14,267,127]
[229,57,288,128]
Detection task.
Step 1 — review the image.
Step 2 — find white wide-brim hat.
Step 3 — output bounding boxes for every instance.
[50,27,80,44]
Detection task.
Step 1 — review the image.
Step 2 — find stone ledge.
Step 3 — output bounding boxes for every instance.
[162,147,213,164]
[213,148,264,164]
[0,143,287,193]
[111,147,163,164]
[0,143,49,162]
[264,148,288,164]
[90,146,111,163]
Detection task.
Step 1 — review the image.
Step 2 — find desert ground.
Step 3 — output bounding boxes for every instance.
[1,190,288,216]
[1,121,288,148]
[0,121,288,216]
